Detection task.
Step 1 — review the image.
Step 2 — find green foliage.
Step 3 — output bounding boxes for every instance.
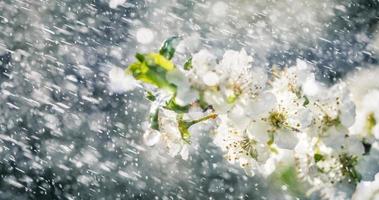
[159,36,180,60]
[303,95,310,106]
[164,96,190,113]
[270,166,306,198]
[279,167,305,197]
[314,153,324,162]
[150,109,160,131]
[177,115,192,144]
[126,53,176,92]
[146,91,156,101]
[184,57,192,70]
[198,92,209,110]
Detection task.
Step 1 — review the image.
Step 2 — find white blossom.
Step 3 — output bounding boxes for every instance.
[166,69,198,106]
[158,109,191,160]
[143,128,161,147]
[124,46,379,198]
[352,172,379,200]
[213,115,272,176]
[108,66,139,93]
[350,90,379,142]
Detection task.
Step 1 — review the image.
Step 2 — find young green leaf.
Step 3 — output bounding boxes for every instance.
[178,115,191,144]
[145,91,156,101]
[314,153,324,162]
[150,109,159,131]
[164,96,190,113]
[303,95,310,106]
[198,90,209,111]
[184,57,192,70]
[126,53,176,93]
[159,36,180,60]
[145,53,175,71]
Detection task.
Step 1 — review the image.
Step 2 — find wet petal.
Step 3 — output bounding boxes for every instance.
[275,129,299,149]
[247,121,270,143]
[143,129,161,146]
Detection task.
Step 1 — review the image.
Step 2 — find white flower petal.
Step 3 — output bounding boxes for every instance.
[345,136,364,156]
[246,92,277,116]
[192,49,217,74]
[168,143,181,157]
[228,104,250,131]
[143,129,161,146]
[303,77,320,97]
[204,91,231,113]
[275,129,299,149]
[374,125,379,140]
[352,171,379,200]
[247,121,270,143]
[176,88,198,106]
[219,49,252,73]
[340,100,356,127]
[180,146,189,160]
[166,70,189,89]
[256,144,271,162]
[108,67,139,93]
[322,126,346,150]
[202,71,220,86]
[289,108,313,128]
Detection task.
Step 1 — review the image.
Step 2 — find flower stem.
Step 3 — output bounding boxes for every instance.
[188,113,218,126]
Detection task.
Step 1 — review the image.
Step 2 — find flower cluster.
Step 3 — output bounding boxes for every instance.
[119,38,379,198]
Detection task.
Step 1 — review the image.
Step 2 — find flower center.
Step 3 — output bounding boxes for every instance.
[268,111,287,129]
[322,115,340,127]
[240,137,258,159]
[226,83,243,103]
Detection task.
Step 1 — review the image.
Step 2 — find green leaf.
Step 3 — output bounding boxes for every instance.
[277,166,306,198]
[145,91,156,101]
[150,109,159,131]
[159,36,180,60]
[136,53,145,62]
[126,53,176,92]
[303,95,309,106]
[164,96,190,113]
[314,153,324,162]
[184,57,192,70]
[198,90,209,110]
[178,115,191,144]
[145,53,175,71]
[280,167,298,190]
